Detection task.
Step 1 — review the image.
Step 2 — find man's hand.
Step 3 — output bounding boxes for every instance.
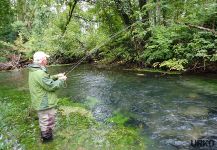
[59,75,67,81]
[57,73,65,77]
[57,73,67,81]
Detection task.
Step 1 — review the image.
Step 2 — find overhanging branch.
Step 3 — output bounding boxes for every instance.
[187,24,217,35]
[72,14,98,23]
[63,0,79,35]
[177,21,217,35]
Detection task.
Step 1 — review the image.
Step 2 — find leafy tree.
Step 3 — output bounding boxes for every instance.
[0,0,14,41]
[0,0,216,72]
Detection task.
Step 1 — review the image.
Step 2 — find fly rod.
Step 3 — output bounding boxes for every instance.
[64,20,145,76]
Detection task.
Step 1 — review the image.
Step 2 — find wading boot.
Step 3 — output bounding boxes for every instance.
[41,129,53,143]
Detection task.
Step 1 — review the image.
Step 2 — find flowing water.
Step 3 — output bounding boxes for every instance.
[1,64,217,149]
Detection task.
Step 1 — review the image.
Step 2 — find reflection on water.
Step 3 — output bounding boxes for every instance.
[1,65,217,149]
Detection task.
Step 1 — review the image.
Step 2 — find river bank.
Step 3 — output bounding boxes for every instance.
[0,61,183,75]
[2,59,217,75]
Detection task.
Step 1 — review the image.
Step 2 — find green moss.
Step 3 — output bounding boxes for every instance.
[0,93,149,149]
[106,112,129,126]
[58,97,87,108]
[0,91,39,150]
[106,126,147,149]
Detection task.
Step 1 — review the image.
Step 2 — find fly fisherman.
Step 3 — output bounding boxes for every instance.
[28,51,67,142]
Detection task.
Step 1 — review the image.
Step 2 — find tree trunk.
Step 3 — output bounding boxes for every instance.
[156,0,161,25]
[139,0,148,22]
[161,1,167,26]
[63,0,78,35]
[114,0,132,26]
[17,0,26,21]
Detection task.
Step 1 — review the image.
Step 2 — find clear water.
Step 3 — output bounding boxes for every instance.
[1,64,217,149]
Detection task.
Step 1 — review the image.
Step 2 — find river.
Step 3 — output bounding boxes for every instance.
[0,64,217,149]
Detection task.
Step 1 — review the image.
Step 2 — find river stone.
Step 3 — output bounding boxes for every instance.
[187,93,200,100]
[184,126,204,140]
[85,96,100,109]
[183,106,208,117]
[136,73,145,76]
[159,129,183,137]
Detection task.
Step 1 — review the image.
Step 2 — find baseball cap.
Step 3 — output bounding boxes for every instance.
[33,51,50,61]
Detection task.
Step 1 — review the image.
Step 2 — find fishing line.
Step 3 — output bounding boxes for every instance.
[60,19,146,87]
[64,20,145,76]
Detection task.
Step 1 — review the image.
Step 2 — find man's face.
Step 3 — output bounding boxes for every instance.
[41,57,48,66]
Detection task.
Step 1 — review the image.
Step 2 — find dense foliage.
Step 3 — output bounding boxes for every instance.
[0,0,216,72]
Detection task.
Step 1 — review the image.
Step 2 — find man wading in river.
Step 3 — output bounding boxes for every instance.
[28,51,67,143]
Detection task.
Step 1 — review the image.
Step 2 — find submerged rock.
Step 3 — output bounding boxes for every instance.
[186,93,200,100]
[185,126,204,140]
[59,106,92,118]
[182,106,208,117]
[136,73,145,76]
